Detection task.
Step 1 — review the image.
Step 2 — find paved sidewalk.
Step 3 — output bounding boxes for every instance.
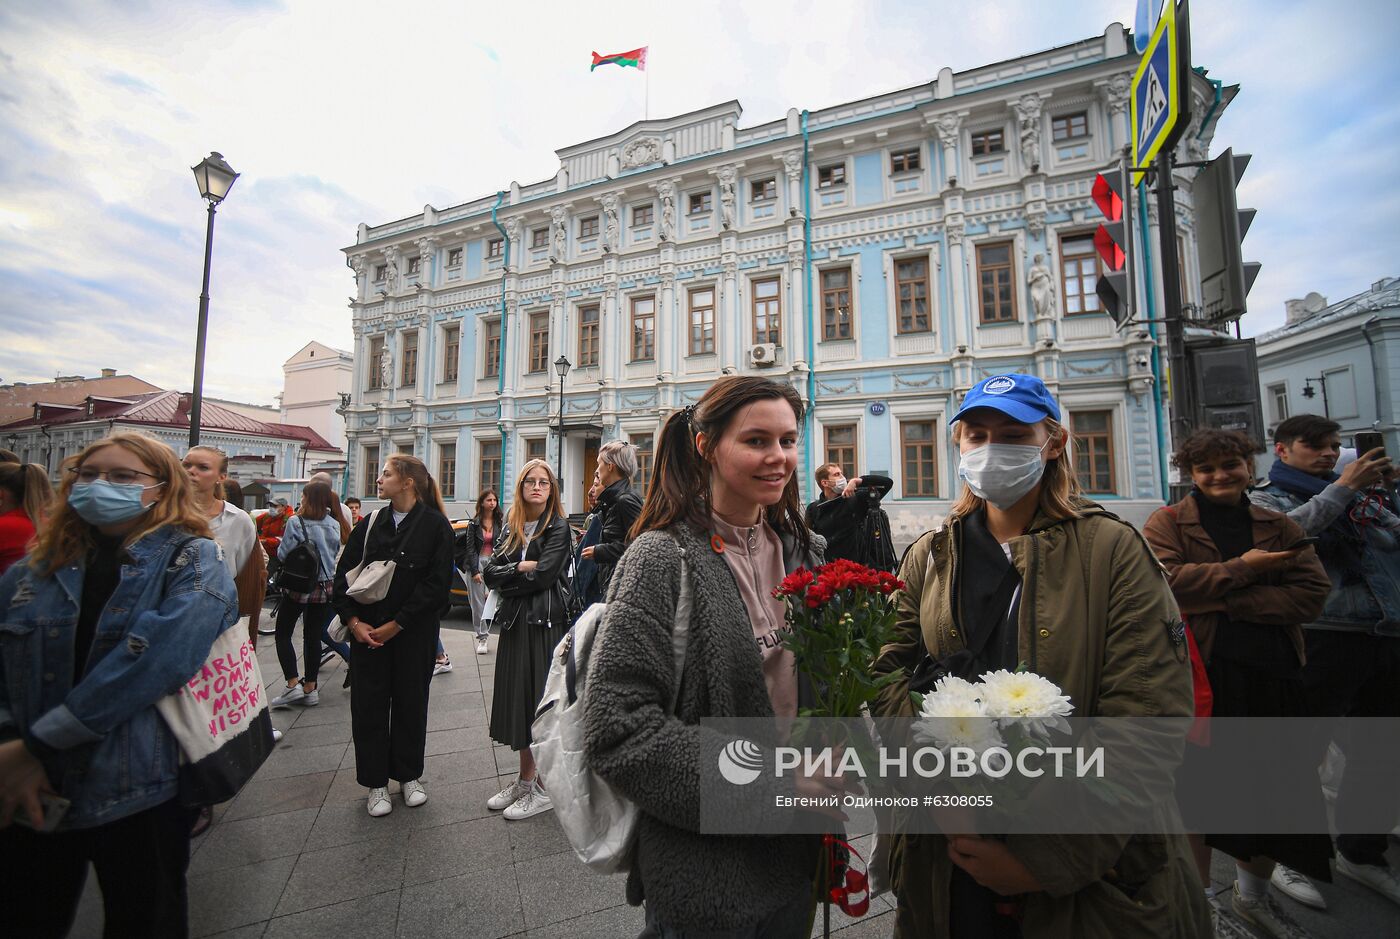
[68,620,897,938]
[63,616,1398,938]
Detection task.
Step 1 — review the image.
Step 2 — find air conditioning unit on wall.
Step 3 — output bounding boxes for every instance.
[749,343,778,367]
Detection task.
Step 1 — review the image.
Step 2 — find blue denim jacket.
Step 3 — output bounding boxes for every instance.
[0,526,237,829]
[278,514,342,582]
[1250,483,1400,636]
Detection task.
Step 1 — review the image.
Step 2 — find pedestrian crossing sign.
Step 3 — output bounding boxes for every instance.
[1131,0,1182,170]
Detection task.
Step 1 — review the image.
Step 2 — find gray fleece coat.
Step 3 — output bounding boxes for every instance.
[583,522,825,931]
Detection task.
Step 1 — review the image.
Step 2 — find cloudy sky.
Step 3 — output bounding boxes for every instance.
[1,0,1396,404]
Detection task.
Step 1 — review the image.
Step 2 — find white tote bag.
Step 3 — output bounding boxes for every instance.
[156,626,275,805]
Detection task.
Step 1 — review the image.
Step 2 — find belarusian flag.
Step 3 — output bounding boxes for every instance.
[591,47,647,71]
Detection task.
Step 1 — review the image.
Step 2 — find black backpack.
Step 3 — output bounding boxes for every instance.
[273,517,321,594]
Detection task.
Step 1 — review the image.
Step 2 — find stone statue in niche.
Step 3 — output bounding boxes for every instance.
[550,206,567,262]
[379,344,393,389]
[1015,93,1044,172]
[602,195,620,252]
[658,181,676,242]
[718,166,737,230]
[1028,253,1056,319]
[383,259,399,292]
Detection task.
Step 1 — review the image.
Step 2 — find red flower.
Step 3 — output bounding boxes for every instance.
[774,567,816,598]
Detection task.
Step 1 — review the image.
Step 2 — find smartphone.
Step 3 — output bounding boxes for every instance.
[1355,431,1385,457]
[1285,536,1320,550]
[13,792,70,833]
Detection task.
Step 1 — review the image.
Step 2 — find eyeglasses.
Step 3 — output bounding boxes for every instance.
[522,478,552,490]
[69,466,164,487]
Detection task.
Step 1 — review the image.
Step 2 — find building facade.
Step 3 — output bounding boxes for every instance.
[343,23,1228,542]
[281,341,354,452]
[1256,277,1400,455]
[3,391,340,483]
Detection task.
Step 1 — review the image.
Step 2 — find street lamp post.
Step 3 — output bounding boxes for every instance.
[554,354,571,488]
[1302,375,1330,419]
[188,152,239,448]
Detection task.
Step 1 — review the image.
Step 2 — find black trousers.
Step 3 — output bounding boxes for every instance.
[0,797,195,939]
[1301,629,1400,865]
[350,619,440,788]
[275,598,331,684]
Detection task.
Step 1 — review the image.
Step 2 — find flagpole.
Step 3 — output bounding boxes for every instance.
[645,65,650,121]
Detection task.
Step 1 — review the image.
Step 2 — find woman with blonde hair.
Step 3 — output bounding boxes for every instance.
[0,462,53,574]
[181,447,265,647]
[483,459,573,820]
[0,432,237,936]
[333,454,454,818]
[871,374,1209,938]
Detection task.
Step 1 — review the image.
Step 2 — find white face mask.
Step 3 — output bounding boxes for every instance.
[957,440,1050,510]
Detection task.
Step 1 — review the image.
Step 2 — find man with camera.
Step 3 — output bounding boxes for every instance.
[1249,414,1400,909]
[804,463,898,571]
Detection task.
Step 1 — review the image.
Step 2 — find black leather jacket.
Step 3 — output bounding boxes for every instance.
[592,478,644,592]
[482,515,572,629]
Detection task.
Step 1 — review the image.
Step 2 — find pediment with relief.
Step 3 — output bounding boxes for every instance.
[620,136,663,169]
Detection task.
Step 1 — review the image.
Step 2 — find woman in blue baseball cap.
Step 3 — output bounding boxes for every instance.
[872,373,1209,938]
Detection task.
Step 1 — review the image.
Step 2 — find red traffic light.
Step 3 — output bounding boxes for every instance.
[1092,172,1124,222]
[1094,223,1126,270]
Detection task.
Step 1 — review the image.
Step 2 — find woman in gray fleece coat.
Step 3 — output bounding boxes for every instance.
[583,376,844,937]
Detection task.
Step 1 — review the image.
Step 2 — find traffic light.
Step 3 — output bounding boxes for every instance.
[1091,165,1135,328]
[1194,147,1260,323]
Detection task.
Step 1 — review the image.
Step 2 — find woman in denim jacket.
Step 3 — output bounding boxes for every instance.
[0,432,237,938]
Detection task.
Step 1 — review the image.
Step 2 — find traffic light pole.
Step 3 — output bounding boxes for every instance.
[1154,149,1191,450]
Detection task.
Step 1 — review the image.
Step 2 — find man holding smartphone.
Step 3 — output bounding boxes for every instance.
[1250,414,1400,910]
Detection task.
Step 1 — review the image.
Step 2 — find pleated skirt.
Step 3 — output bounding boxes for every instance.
[488,616,569,751]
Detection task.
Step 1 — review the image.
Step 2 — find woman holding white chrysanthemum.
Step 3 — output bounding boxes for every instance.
[871,374,1209,938]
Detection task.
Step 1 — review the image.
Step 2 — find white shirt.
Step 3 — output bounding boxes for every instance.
[392,509,409,528]
[208,501,256,578]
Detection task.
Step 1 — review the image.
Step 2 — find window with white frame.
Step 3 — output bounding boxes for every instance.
[438,443,456,499]
[1071,410,1115,494]
[895,258,932,334]
[820,268,853,341]
[901,421,937,497]
[1268,384,1289,424]
[442,325,460,383]
[447,247,462,268]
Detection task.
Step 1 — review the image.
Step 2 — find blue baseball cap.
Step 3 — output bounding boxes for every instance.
[953,373,1061,424]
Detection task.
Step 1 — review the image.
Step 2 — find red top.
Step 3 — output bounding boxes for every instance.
[0,507,36,575]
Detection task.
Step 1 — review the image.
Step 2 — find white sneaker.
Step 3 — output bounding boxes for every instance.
[271,728,283,743]
[432,657,453,676]
[302,688,320,707]
[487,777,530,811]
[402,778,428,808]
[1336,855,1400,907]
[270,684,306,708]
[1271,865,1326,910]
[503,780,553,820]
[475,637,489,655]
[257,624,276,636]
[1230,882,1307,939]
[367,787,392,817]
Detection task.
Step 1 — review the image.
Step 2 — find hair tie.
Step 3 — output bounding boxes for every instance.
[681,404,697,424]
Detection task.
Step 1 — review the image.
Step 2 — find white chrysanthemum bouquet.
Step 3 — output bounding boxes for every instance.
[914,670,1074,775]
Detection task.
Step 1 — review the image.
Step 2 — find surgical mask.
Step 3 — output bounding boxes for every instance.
[68,479,160,525]
[957,441,1050,510]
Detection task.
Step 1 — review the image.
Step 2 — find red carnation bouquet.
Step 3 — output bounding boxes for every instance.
[774,559,905,721]
[774,559,905,931]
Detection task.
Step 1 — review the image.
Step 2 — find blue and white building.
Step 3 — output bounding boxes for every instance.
[343,23,1230,542]
[1256,277,1400,453]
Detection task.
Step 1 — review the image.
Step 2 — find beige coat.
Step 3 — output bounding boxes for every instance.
[872,501,1210,939]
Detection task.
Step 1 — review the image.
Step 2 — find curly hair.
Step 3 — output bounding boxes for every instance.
[1170,428,1263,472]
[30,432,211,575]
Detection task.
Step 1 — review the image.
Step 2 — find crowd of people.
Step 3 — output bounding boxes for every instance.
[0,373,1396,937]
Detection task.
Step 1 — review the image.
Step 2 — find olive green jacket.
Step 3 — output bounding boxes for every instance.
[872,500,1211,939]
